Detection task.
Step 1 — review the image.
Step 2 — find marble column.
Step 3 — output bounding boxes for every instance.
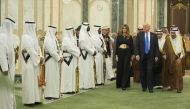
[82,0,88,22]
[112,0,118,33]
[157,0,165,28]
[118,0,124,29]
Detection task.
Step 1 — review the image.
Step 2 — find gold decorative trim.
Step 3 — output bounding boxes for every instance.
[50,0,53,25]
[176,3,186,10]
[5,0,8,17]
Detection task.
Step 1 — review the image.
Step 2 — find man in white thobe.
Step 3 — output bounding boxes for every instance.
[61,27,80,93]
[44,26,62,99]
[79,22,96,89]
[90,25,106,85]
[0,18,16,109]
[21,21,41,106]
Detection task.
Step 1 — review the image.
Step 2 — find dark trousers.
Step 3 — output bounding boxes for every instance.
[116,50,131,89]
[140,54,154,91]
[154,60,163,86]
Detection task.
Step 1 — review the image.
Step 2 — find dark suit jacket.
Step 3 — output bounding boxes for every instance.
[135,31,159,62]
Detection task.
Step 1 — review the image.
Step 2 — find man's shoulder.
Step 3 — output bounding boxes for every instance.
[150,32,156,36]
[137,31,144,37]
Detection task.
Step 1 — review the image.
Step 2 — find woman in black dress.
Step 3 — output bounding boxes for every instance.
[115,24,134,90]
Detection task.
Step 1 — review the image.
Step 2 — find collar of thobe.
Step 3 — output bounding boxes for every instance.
[169,36,185,57]
[158,37,166,53]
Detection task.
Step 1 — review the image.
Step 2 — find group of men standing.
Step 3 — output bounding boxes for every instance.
[0,17,187,109]
[21,21,116,107]
[133,24,186,93]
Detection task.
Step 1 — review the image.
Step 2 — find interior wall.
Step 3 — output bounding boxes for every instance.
[125,0,159,33]
[89,0,111,29]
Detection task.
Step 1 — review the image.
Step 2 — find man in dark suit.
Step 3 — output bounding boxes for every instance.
[135,23,159,93]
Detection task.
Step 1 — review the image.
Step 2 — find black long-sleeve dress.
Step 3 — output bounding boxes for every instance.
[116,35,134,89]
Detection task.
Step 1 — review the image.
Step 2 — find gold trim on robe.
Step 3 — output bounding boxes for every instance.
[169,36,185,58]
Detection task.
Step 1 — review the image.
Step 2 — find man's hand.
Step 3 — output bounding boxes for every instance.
[2,71,8,76]
[163,55,167,60]
[155,57,158,62]
[131,55,135,61]
[136,55,140,61]
[176,58,181,65]
[116,55,118,62]
[59,57,64,63]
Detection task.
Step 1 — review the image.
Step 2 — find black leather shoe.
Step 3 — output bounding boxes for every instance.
[24,104,35,107]
[177,90,182,93]
[110,77,116,81]
[35,102,42,105]
[45,97,53,100]
[142,88,147,92]
[149,90,154,93]
[122,88,126,90]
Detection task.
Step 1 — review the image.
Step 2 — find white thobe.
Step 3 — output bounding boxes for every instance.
[61,37,80,93]
[92,34,105,84]
[79,33,96,89]
[44,36,60,98]
[21,34,41,104]
[0,33,16,109]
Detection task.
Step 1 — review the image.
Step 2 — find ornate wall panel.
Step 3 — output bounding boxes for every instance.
[62,0,82,36]
[168,0,190,34]
[23,0,34,21]
[89,0,111,29]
